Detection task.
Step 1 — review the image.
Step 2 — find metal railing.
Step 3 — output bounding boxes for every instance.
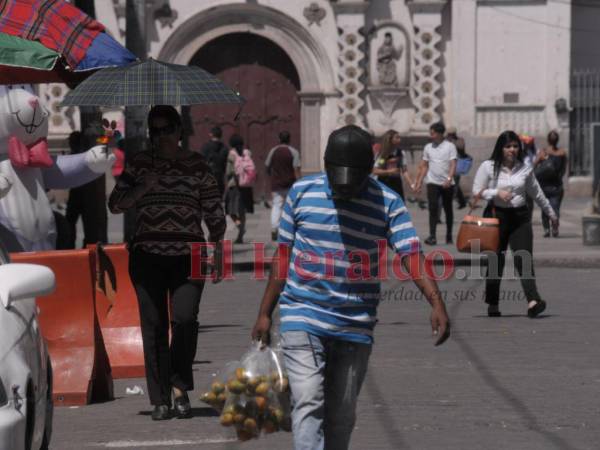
[570,69,600,176]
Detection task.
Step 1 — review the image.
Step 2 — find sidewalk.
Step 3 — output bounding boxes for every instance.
[102,193,599,269]
[220,195,600,268]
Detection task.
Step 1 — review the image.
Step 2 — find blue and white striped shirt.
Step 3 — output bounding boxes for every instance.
[277,173,421,344]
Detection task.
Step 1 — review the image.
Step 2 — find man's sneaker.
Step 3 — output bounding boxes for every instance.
[424,236,437,245]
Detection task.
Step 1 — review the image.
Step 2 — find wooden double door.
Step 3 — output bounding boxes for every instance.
[187,33,301,200]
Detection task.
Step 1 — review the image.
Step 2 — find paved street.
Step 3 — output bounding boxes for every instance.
[51,265,600,450]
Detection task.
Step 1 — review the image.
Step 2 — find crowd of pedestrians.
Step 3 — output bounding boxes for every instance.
[93,106,566,450]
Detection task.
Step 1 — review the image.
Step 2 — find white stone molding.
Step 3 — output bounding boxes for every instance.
[298,92,326,172]
[157,4,336,95]
[408,0,447,132]
[40,84,80,142]
[303,2,327,26]
[475,105,546,136]
[335,22,367,128]
[332,2,369,128]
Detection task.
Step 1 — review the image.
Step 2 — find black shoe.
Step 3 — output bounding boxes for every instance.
[487,305,501,317]
[457,203,467,210]
[151,405,171,421]
[552,228,559,238]
[174,393,192,419]
[527,300,546,318]
[271,230,278,241]
[446,237,453,245]
[424,236,437,245]
[543,229,550,238]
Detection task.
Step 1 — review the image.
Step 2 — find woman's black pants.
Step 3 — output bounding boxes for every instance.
[129,249,205,406]
[485,206,541,305]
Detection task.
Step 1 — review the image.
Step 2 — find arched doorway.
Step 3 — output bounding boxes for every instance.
[187,33,301,201]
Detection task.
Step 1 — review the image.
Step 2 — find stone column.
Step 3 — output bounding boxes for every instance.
[298,92,325,174]
[450,0,476,136]
[333,1,369,129]
[407,0,447,132]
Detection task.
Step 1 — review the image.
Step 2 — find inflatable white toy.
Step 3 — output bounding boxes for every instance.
[0,85,115,252]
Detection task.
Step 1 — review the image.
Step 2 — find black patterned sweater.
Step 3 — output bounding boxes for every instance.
[108,151,226,256]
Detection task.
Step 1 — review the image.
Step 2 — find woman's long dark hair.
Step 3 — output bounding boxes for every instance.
[380,129,399,160]
[229,133,244,156]
[490,130,523,177]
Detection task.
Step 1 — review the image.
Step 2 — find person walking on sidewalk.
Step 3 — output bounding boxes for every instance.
[251,125,450,450]
[414,122,457,245]
[372,129,414,201]
[108,105,226,420]
[201,126,228,196]
[225,134,255,244]
[472,130,558,318]
[445,127,470,209]
[534,130,567,237]
[265,130,301,241]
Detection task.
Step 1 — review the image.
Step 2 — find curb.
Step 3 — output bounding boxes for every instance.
[230,256,600,273]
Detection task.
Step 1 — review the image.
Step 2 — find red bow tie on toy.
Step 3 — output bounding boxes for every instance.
[8,136,53,168]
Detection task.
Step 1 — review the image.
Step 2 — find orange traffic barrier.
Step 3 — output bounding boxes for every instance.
[11,249,114,406]
[94,244,145,378]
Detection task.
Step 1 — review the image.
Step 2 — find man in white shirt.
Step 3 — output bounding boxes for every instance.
[414,122,457,245]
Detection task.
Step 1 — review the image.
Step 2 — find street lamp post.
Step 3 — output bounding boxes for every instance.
[124,0,148,241]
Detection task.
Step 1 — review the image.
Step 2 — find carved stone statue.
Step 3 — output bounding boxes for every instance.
[377,33,403,86]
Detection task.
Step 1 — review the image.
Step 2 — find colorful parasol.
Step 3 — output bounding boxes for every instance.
[0,0,136,84]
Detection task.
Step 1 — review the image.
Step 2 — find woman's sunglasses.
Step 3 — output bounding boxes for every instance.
[150,123,177,137]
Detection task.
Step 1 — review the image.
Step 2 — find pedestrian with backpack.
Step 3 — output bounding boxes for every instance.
[225,134,257,243]
[265,130,301,241]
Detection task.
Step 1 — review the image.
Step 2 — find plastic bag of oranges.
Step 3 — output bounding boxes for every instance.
[199,360,239,412]
[200,342,291,441]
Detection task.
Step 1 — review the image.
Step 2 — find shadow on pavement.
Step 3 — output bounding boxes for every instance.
[192,360,211,365]
[451,282,576,450]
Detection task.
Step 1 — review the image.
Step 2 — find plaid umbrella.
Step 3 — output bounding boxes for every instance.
[60,59,244,106]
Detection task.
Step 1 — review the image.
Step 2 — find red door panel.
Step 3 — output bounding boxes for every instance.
[188,33,301,201]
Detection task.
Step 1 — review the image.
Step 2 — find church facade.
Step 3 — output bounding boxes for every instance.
[45,0,575,184]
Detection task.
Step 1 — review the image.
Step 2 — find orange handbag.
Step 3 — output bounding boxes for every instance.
[456,191,500,253]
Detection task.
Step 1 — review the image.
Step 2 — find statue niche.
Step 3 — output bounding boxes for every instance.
[366,24,411,135]
[370,28,408,88]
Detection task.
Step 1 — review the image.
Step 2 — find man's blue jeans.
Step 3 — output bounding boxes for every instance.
[281,331,372,450]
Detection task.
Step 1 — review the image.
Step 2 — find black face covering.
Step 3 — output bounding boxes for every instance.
[323,125,373,199]
[326,165,371,200]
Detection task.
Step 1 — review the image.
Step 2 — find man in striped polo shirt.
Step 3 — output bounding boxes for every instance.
[252,125,450,450]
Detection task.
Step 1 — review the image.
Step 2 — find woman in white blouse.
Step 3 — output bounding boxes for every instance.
[472,130,558,318]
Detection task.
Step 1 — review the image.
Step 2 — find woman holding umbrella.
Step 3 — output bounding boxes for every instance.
[109,105,226,420]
